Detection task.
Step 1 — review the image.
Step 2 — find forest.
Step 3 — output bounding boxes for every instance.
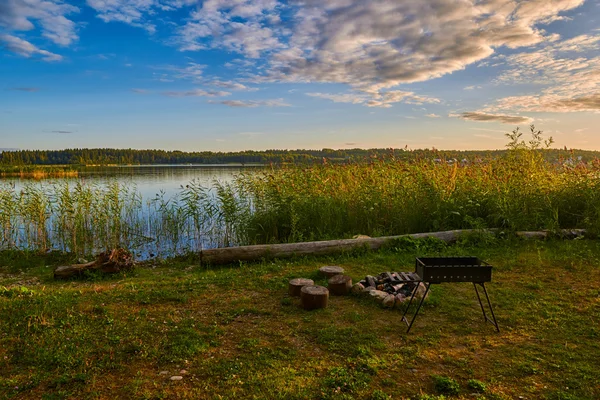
[1,146,599,166]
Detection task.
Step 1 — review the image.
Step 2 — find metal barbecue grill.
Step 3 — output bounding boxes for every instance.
[399,257,500,333]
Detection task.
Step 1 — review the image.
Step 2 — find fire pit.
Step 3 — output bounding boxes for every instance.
[401,257,500,333]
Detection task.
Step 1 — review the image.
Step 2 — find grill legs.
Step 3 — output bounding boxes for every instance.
[400,282,431,333]
[473,282,500,332]
[400,282,500,333]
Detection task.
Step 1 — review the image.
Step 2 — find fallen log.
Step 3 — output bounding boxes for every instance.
[198,229,586,266]
[54,249,134,279]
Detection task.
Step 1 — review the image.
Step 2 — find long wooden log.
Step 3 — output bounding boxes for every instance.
[199,229,586,266]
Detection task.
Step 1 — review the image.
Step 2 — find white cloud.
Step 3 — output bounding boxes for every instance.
[455,112,533,124]
[86,0,159,33]
[175,0,282,57]
[425,113,441,118]
[209,98,290,107]
[0,34,62,61]
[258,0,585,104]
[0,0,79,46]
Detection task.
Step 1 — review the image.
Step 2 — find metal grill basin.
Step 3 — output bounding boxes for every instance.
[415,257,492,284]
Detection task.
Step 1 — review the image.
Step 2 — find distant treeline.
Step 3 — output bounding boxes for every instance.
[0,147,598,166]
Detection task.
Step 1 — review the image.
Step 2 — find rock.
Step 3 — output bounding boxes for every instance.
[363,286,376,294]
[369,290,388,303]
[394,293,407,307]
[159,371,169,375]
[382,294,396,308]
[351,283,365,294]
[179,369,188,375]
[366,275,376,287]
[170,376,183,381]
[352,234,371,239]
[413,283,429,300]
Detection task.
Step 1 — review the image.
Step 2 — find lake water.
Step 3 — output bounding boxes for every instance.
[0,165,265,257]
[5,164,263,198]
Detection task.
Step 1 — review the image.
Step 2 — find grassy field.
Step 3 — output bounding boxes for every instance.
[1,235,599,399]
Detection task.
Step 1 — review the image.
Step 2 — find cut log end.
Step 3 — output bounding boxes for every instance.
[301,285,329,310]
[288,278,315,297]
[319,265,344,278]
[328,274,352,296]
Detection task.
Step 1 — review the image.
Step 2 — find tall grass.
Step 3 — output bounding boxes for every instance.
[237,141,600,244]
[1,130,599,257]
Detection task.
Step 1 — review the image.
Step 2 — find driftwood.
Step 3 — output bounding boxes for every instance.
[199,229,586,266]
[328,275,352,296]
[289,278,314,297]
[301,285,329,310]
[54,249,134,279]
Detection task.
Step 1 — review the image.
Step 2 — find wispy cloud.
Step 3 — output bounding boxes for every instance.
[306,91,440,109]
[210,99,290,108]
[131,88,149,94]
[8,87,40,92]
[425,113,441,118]
[455,112,533,124]
[0,34,62,62]
[161,89,231,97]
[86,0,159,34]
[0,0,79,46]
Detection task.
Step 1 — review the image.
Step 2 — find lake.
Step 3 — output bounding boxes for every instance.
[0,165,265,258]
[4,164,263,198]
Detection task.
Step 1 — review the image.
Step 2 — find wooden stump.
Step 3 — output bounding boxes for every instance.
[328,275,352,296]
[288,278,315,297]
[319,265,344,278]
[301,285,329,310]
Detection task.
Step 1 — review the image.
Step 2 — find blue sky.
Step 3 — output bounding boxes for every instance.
[1,0,599,151]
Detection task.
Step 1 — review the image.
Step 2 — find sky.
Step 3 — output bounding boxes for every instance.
[0,0,599,152]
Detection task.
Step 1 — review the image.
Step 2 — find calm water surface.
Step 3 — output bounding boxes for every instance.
[6,164,263,198]
[1,165,265,257]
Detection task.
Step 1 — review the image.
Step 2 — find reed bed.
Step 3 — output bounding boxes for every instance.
[0,179,250,258]
[1,143,599,258]
[237,149,600,244]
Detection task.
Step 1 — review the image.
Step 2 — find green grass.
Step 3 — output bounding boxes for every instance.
[1,237,599,399]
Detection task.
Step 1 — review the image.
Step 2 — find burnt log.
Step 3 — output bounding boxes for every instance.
[301,285,329,310]
[328,275,352,296]
[288,278,315,297]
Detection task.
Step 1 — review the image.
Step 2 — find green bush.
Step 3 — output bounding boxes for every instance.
[432,375,460,395]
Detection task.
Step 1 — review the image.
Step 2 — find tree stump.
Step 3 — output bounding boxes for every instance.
[288,278,315,297]
[319,265,344,278]
[328,275,352,296]
[301,285,329,310]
